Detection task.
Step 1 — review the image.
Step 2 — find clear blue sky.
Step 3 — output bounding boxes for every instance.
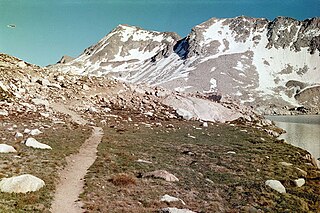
[0,0,319,66]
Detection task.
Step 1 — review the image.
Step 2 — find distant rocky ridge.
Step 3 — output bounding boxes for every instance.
[51,16,320,114]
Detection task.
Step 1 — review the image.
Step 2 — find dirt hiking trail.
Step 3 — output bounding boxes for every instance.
[50,102,104,213]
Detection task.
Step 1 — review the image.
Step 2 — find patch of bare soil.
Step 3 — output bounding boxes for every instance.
[50,102,104,213]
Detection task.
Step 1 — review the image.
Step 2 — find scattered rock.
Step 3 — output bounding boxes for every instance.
[24,138,52,149]
[24,128,31,134]
[88,106,98,113]
[265,180,286,193]
[187,133,196,139]
[176,108,193,120]
[30,129,42,136]
[294,178,306,187]
[104,107,111,113]
[0,109,8,116]
[0,174,45,193]
[143,170,179,182]
[136,159,152,164]
[32,98,50,108]
[38,78,51,87]
[295,167,308,177]
[0,144,17,153]
[40,112,50,118]
[16,61,27,68]
[144,111,154,117]
[201,122,208,127]
[280,161,293,166]
[226,151,236,154]
[56,75,65,82]
[15,132,23,138]
[82,84,90,90]
[159,207,196,213]
[160,194,186,205]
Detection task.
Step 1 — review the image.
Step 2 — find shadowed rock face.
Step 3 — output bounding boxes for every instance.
[295,86,320,113]
[51,16,320,114]
[266,17,320,52]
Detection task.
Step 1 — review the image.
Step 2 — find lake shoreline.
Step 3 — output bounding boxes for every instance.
[266,115,320,168]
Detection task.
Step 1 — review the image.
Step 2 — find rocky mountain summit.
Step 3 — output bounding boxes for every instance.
[51,16,320,114]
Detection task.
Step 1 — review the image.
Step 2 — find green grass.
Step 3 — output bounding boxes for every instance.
[0,114,91,212]
[82,117,320,212]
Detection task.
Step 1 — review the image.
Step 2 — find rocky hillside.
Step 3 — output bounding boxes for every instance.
[51,16,320,114]
[0,53,268,126]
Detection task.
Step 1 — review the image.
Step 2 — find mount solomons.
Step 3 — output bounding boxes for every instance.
[52,16,320,114]
[1,16,320,212]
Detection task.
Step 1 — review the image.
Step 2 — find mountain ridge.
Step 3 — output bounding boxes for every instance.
[50,16,320,114]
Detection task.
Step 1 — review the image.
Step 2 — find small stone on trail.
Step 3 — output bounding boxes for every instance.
[143,170,179,182]
[0,144,17,153]
[0,174,45,193]
[24,138,52,149]
[265,180,286,193]
[294,178,306,187]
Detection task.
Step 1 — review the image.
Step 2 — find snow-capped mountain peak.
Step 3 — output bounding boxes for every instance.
[51,16,320,113]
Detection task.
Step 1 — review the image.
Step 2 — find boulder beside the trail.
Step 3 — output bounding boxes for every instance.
[0,174,45,193]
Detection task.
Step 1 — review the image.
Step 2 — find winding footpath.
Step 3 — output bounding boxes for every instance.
[50,103,104,213]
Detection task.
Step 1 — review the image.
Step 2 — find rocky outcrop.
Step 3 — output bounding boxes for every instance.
[267,17,320,53]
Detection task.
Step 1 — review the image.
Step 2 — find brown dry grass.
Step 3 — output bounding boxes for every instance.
[81,110,320,213]
[109,173,137,186]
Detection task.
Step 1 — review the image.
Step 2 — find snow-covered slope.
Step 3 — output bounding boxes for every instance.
[51,17,320,113]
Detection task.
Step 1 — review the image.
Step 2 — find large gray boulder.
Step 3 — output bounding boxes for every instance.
[0,174,45,193]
